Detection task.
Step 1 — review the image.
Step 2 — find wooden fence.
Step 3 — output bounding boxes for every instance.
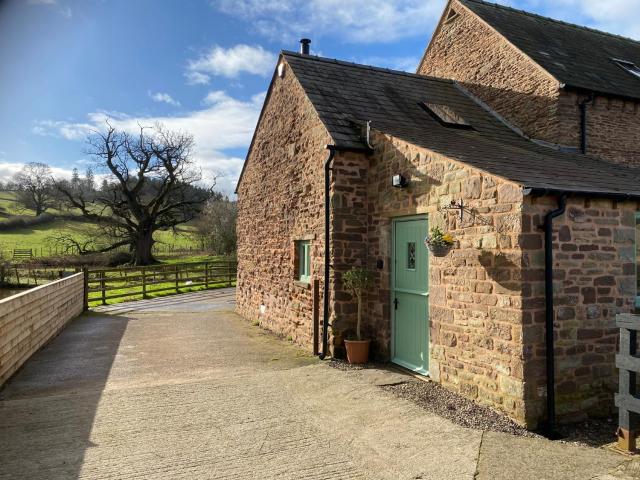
[0,243,208,261]
[86,259,237,306]
[615,313,640,452]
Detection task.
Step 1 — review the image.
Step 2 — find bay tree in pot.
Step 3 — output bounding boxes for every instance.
[342,267,374,364]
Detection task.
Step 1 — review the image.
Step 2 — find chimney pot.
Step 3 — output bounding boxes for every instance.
[300,38,311,55]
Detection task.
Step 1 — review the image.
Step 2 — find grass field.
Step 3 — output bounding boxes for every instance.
[0,220,199,258]
[0,191,201,258]
[0,191,70,220]
[86,258,236,307]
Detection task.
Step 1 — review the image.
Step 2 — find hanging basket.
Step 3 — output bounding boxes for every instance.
[427,243,453,257]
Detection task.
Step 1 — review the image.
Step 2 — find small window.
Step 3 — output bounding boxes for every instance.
[445,8,459,24]
[613,58,640,80]
[296,240,311,283]
[407,242,416,270]
[420,102,473,129]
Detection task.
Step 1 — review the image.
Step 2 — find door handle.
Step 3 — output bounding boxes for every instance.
[394,298,398,310]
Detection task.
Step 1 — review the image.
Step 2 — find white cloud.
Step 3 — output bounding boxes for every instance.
[211,0,445,43]
[148,91,181,106]
[28,0,72,18]
[357,55,420,72]
[0,162,75,182]
[185,71,210,85]
[496,0,640,39]
[185,44,276,83]
[30,91,265,194]
[33,119,96,140]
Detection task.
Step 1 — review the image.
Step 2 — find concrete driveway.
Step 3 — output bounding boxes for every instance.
[0,289,638,479]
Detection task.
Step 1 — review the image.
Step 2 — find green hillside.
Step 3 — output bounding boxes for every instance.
[0,191,200,259]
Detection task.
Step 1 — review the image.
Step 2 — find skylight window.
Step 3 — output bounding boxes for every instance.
[613,58,640,80]
[420,102,472,129]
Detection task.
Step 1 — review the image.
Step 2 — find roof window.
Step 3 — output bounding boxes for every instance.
[420,102,472,129]
[613,58,640,79]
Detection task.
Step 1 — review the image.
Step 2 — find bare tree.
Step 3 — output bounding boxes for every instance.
[193,197,237,255]
[13,162,56,216]
[57,123,217,265]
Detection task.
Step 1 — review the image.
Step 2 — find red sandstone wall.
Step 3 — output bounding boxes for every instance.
[418,0,561,144]
[557,91,640,167]
[522,196,638,423]
[235,60,332,347]
[355,132,530,423]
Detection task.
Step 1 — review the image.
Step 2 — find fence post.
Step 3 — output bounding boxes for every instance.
[83,267,89,311]
[616,313,640,452]
[204,262,209,289]
[175,265,179,293]
[312,278,320,355]
[142,267,147,299]
[227,260,232,287]
[100,273,106,305]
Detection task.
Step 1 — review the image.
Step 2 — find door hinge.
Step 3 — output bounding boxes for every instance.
[394,298,398,310]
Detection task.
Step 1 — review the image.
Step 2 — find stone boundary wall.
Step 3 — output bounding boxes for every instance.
[0,273,84,386]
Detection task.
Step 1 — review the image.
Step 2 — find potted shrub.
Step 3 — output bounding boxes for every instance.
[342,267,374,364]
[425,226,455,257]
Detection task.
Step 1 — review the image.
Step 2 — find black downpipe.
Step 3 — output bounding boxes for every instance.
[319,148,336,360]
[543,193,567,436]
[579,93,594,154]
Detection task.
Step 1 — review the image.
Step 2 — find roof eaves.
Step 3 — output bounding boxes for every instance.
[281,51,454,84]
[525,186,640,201]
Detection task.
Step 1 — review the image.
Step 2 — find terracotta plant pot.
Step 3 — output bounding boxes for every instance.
[344,339,370,364]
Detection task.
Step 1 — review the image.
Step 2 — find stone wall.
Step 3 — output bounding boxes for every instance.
[330,131,531,423]
[418,0,562,144]
[522,196,638,423]
[0,273,84,386]
[235,59,332,348]
[556,91,640,167]
[420,0,640,167]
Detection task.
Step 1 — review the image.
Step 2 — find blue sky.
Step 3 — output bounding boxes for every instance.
[1,0,639,194]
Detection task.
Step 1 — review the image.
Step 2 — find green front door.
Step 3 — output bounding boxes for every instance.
[392,218,429,375]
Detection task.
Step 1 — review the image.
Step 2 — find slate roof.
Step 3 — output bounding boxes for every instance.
[459,0,640,101]
[283,51,640,198]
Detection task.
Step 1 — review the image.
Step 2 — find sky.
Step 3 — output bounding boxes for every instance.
[1,0,640,195]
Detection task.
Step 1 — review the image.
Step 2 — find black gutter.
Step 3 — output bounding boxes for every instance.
[542,193,567,437]
[579,93,594,154]
[319,147,336,360]
[526,187,640,202]
[319,144,373,360]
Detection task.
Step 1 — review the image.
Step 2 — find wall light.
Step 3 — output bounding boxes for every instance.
[392,174,408,188]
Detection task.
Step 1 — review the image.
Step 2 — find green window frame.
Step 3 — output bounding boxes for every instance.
[636,213,640,309]
[297,240,311,283]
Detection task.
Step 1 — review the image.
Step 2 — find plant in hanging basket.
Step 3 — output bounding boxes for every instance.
[425,226,455,256]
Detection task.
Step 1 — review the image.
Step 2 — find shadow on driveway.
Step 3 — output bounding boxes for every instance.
[0,312,128,479]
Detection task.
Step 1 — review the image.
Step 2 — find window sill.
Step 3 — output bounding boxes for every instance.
[294,280,310,289]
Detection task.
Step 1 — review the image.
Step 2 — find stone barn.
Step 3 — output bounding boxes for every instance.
[235,2,640,429]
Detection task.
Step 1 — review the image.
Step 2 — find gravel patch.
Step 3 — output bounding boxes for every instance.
[556,418,617,448]
[329,359,535,437]
[328,359,385,372]
[329,360,621,448]
[382,378,538,437]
